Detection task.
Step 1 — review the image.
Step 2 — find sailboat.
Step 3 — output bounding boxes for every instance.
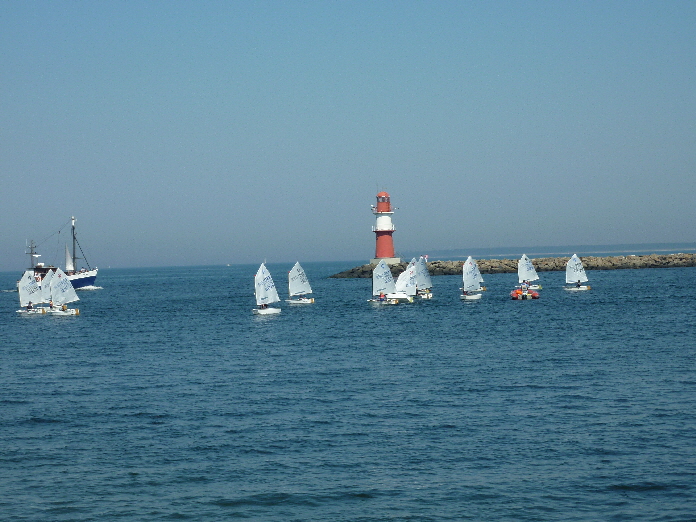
[517,254,542,290]
[286,262,315,303]
[564,254,591,291]
[253,263,281,315]
[368,260,399,305]
[16,270,47,314]
[46,268,80,315]
[20,217,98,290]
[390,259,416,303]
[460,256,484,300]
[415,256,433,299]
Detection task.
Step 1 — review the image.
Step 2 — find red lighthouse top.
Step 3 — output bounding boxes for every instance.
[375,191,391,213]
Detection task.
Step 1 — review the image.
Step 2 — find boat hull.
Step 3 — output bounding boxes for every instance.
[47,308,80,315]
[564,285,591,291]
[16,308,47,315]
[286,298,315,304]
[368,298,399,305]
[386,292,414,303]
[510,290,539,300]
[517,284,542,290]
[253,307,281,315]
[460,293,483,300]
[68,269,98,289]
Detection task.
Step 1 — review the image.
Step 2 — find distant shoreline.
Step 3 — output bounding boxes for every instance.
[330,253,696,278]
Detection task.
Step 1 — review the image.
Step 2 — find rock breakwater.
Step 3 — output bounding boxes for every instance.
[330,253,696,278]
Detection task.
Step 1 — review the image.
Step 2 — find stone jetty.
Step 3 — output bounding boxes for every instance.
[330,253,696,278]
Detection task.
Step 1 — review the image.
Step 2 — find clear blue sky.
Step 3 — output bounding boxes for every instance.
[2,1,694,270]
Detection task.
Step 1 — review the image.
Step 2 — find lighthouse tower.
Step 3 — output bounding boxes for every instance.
[370,191,402,265]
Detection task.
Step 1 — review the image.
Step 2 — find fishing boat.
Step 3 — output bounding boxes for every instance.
[517,254,542,290]
[415,256,433,299]
[21,217,98,290]
[564,254,591,291]
[390,258,416,303]
[253,263,281,314]
[368,260,399,305]
[286,261,315,303]
[460,256,484,300]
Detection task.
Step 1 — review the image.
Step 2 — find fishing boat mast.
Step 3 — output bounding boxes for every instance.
[71,216,79,271]
[25,240,39,269]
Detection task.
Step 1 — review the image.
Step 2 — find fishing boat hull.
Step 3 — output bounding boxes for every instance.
[253,307,281,315]
[460,293,483,300]
[564,285,591,291]
[18,268,98,290]
[510,290,539,300]
[286,297,314,304]
[68,269,98,289]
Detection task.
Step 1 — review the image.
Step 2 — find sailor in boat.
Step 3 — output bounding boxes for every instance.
[26,301,33,311]
[576,280,582,288]
[61,304,67,311]
[521,281,529,294]
[49,300,54,310]
[379,292,386,302]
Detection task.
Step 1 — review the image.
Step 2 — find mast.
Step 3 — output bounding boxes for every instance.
[71,216,78,271]
[25,240,39,268]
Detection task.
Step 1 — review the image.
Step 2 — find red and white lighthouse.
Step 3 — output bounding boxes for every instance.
[370,191,401,265]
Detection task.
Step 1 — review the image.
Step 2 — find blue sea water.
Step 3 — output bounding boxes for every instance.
[1,262,695,521]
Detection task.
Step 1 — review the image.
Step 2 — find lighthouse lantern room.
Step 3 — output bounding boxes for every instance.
[370,191,402,265]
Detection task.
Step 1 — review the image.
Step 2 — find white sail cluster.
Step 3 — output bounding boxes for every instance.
[17,267,79,314]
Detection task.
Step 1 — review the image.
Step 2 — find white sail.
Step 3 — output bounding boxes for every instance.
[566,254,589,284]
[255,263,280,305]
[372,260,396,295]
[518,254,539,283]
[50,268,80,306]
[394,259,417,295]
[18,270,43,307]
[41,269,55,303]
[288,262,312,297]
[462,257,483,292]
[415,256,432,290]
[65,245,74,272]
